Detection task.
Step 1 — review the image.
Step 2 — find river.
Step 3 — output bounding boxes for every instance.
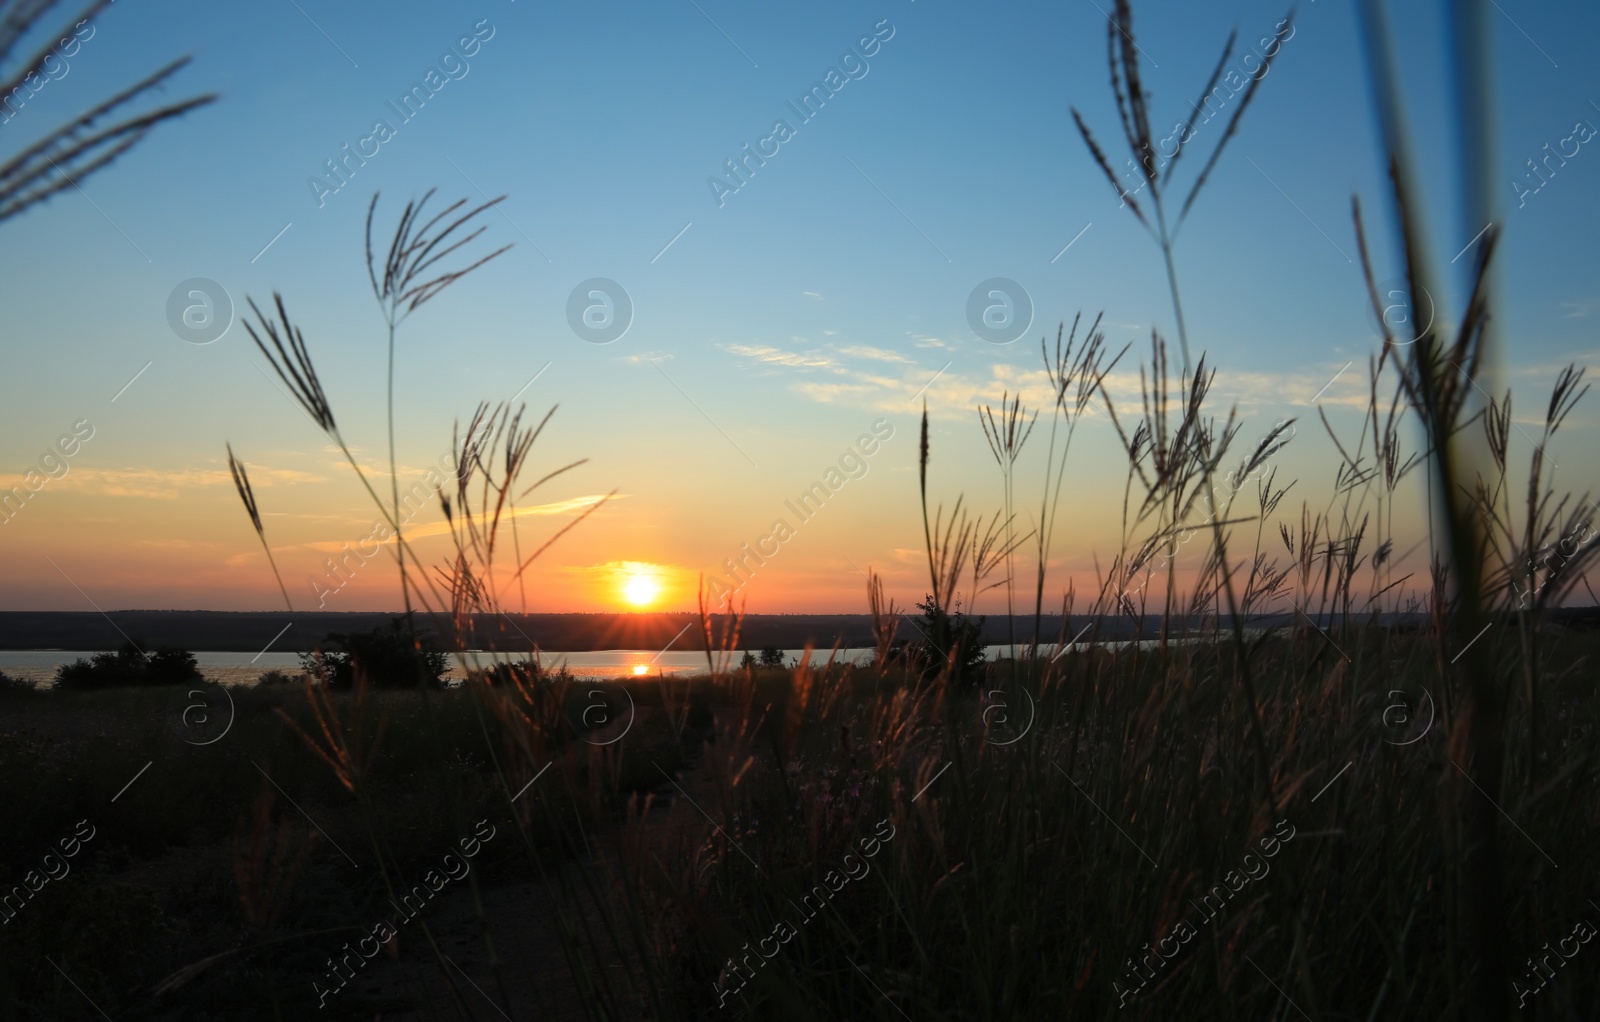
[0,638,1188,687]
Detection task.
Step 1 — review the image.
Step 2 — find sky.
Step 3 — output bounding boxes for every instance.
[0,0,1597,619]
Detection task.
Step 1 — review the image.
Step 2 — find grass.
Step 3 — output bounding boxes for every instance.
[1,624,1596,1018]
[2,0,1597,1019]
[0,675,698,1019]
[611,631,1598,1019]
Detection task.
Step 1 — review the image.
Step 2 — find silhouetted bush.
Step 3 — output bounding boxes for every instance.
[913,596,988,687]
[54,641,204,690]
[0,669,36,695]
[299,618,449,689]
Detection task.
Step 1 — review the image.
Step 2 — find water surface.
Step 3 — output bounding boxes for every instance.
[0,648,879,686]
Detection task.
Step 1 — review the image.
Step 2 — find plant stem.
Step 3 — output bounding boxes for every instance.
[1159,223,1193,379]
[386,320,410,626]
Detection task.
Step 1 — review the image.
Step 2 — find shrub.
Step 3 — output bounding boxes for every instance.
[913,595,988,686]
[54,641,204,690]
[758,646,786,668]
[298,618,450,689]
[0,669,35,695]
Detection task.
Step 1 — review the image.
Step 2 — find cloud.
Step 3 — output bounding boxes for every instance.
[802,291,823,302]
[260,511,370,522]
[302,539,384,554]
[1501,355,1600,380]
[780,345,1434,427]
[714,328,1470,426]
[575,559,685,580]
[1220,367,1374,411]
[723,343,840,371]
[836,344,914,365]
[400,493,621,541]
[294,494,621,553]
[0,465,325,500]
[786,350,1076,421]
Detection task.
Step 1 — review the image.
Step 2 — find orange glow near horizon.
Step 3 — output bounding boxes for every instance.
[0,426,1449,615]
[632,664,649,676]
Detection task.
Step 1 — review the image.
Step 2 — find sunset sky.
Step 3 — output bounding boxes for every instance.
[1,0,1597,616]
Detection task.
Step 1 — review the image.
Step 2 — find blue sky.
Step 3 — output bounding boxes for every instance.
[1,0,1597,613]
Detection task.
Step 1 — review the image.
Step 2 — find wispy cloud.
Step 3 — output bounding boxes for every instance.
[836,344,914,365]
[0,466,326,500]
[136,538,210,550]
[571,558,689,581]
[398,494,621,542]
[794,364,1039,420]
[785,350,1435,424]
[719,334,1469,426]
[300,539,389,554]
[723,343,841,371]
[1500,354,1600,379]
[295,494,622,551]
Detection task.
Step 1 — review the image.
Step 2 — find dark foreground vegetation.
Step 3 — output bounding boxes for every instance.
[0,627,1596,1019]
[0,665,702,1019]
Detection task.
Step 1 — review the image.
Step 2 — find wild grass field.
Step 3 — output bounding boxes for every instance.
[2,616,1597,1019]
[2,0,1597,1020]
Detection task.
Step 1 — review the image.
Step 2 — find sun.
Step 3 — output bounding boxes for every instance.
[610,560,674,610]
[622,571,659,607]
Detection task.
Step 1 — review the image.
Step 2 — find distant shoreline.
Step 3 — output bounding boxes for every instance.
[0,609,1062,653]
[1,608,1593,654]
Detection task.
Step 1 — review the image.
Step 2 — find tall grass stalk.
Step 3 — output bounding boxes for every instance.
[978,391,1035,666]
[226,442,293,613]
[365,190,510,642]
[1030,315,1124,657]
[1072,0,1292,378]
